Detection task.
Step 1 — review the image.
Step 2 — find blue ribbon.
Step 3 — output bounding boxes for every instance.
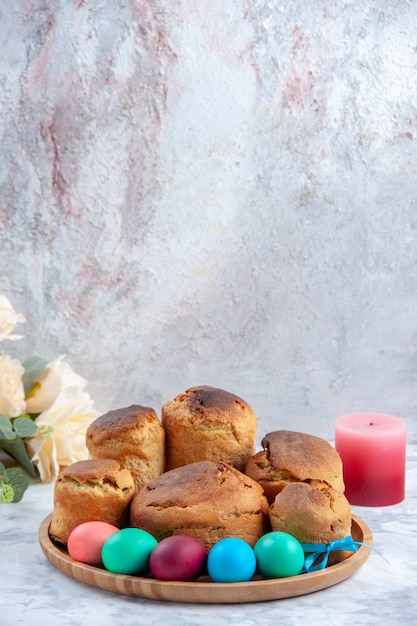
[301,535,373,572]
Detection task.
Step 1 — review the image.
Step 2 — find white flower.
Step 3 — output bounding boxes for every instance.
[25,355,88,414]
[0,295,26,341]
[26,386,100,482]
[0,352,27,417]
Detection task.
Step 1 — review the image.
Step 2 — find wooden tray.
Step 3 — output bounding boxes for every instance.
[39,513,372,604]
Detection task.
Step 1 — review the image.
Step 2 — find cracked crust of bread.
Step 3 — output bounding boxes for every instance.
[161,386,257,472]
[86,405,165,491]
[269,481,351,565]
[245,431,345,503]
[130,460,270,549]
[49,460,135,545]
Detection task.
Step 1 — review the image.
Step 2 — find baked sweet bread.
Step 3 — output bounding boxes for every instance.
[161,385,257,472]
[49,459,135,544]
[245,430,344,504]
[269,480,352,565]
[86,405,165,491]
[130,460,270,550]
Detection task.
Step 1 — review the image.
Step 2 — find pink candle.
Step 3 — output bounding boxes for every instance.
[335,413,406,506]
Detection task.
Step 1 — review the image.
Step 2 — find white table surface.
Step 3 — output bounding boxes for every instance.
[1,447,417,626]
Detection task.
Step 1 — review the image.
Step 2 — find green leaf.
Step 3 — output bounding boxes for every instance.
[0,414,17,440]
[0,481,14,503]
[0,464,30,503]
[0,439,38,477]
[12,416,38,438]
[7,471,29,502]
[5,467,24,477]
[22,355,47,395]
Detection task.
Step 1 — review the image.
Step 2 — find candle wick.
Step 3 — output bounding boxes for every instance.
[369,422,373,426]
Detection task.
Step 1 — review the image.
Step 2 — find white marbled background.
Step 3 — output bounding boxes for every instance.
[1,0,417,443]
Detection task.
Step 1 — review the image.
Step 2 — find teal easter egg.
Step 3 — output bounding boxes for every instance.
[254,531,304,578]
[101,528,158,575]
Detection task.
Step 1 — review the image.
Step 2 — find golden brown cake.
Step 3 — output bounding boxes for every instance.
[245,430,345,504]
[86,405,165,491]
[269,481,352,565]
[49,459,135,544]
[130,460,270,550]
[161,385,257,472]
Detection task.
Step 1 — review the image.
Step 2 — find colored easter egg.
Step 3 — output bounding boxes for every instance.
[101,527,158,575]
[254,531,304,578]
[150,535,207,581]
[67,521,119,566]
[207,538,256,583]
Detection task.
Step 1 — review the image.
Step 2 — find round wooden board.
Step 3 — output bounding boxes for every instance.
[39,513,372,604]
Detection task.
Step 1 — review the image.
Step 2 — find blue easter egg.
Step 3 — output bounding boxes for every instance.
[207,537,256,583]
